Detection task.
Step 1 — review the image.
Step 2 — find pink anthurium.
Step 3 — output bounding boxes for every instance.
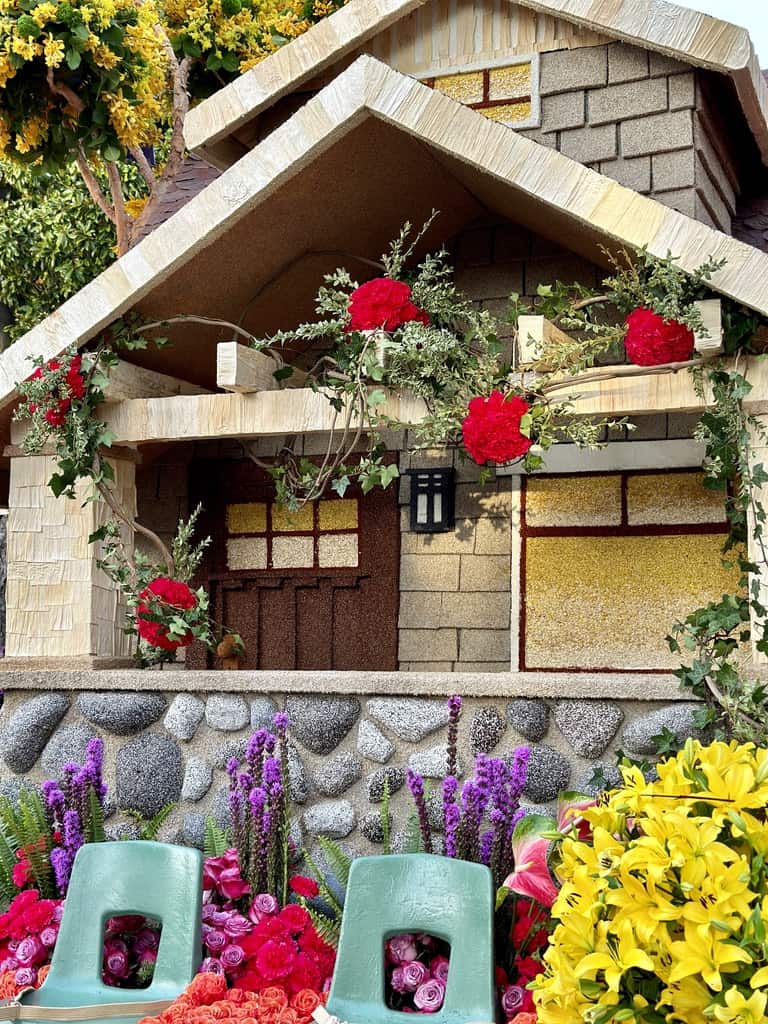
[503,814,559,908]
[556,791,596,842]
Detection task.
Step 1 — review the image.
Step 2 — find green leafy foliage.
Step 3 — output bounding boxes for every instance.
[124,803,175,840]
[203,817,230,860]
[316,836,351,890]
[0,790,55,900]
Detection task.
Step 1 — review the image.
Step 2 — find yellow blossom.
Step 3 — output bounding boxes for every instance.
[713,986,767,1023]
[43,33,65,67]
[31,2,57,26]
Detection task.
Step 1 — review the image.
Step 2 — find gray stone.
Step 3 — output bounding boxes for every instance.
[577,762,623,796]
[652,149,696,191]
[523,745,572,803]
[0,694,69,772]
[303,800,356,839]
[288,818,304,864]
[312,752,362,797]
[357,720,394,763]
[211,786,230,831]
[669,72,695,110]
[116,733,183,818]
[607,42,649,83]
[41,724,94,774]
[540,45,608,95]
[541,90,585,132]
[213,738,248,770]
[106,822,142,842]
[553,700,624,758]
[408,745,464,780]
[560,122,617,163]
[285,696,360,754]
[367,766,405,802]
[182,812,205,849]
[588,77,667,126]
[507,699,549,741]
[649,52,688,76]
[470,707,506,753]
[163,694,205,741]
[288,745,309,804]
[520,802,554,818]
[600,155,651,193]
[0,777,35,805]
[77,692,166,736]
[361,810,392,844]
[250,697,278,731]
[367,698,448,742]
[653,187,696,218]
[181,757,213,802]
[621,703,704,756]
[426,793,444,832]
[205,694,249,732]
[620,109,693,158]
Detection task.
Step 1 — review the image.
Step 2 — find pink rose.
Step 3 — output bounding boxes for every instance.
[248,893,279,923]
[390,967,408,994]
[16,936,46,968]
[14,967,37,988]
[203,849,250,901]
[386,933,418,964]
[205,929,227,953]
[414,979,446,1012]
[501,986,525,1017]
[223,913,251,938]
[430,955,450,984]
[400,961,429,992]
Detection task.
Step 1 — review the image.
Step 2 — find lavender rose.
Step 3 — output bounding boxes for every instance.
[501,985,525,1017]
[400,961,429,992]
[204,928,227,953]
[223,913,251,938]
[386,933,418,964]
[16,936,45,967]
[199,957,224,975]
[39,926,59,949]
[13,967,37,988]
[0,957,19,973]
[248,893,279,923]
[220,944,246,971]
[105,950,129,979]
[390,967,408,994]
[414,979,446,1013]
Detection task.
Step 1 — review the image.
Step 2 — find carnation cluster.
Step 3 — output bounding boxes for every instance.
[135,576,209,655]
[0,890,61,991]
[384,933,450,1014]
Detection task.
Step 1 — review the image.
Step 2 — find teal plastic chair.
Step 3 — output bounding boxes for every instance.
[326,854,495,1024]
[17,841,203,1024]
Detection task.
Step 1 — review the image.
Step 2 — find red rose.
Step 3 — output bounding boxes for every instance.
[288,876,319,900]
[514,957,542,983]
[347,278,429,333]
[65,357,86,401]
[624,308,694,366]
[461,391,533,465]
[136,577,197,651]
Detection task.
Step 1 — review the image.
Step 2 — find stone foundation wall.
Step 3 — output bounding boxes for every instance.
[0,684,702,857]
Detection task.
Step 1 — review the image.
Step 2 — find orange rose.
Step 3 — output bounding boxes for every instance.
[226,991,248,1005]
[509,1014,537,1024]
[276,1009,298,1024]
[36,966,50,987]
[290,991,321,1017]
[260,988,288,1010]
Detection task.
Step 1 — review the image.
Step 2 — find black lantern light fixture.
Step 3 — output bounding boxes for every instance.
[407,468,455,533]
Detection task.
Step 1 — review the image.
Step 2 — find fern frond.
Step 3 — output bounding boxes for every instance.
[316,836,351,889]
[203,817,230,859]
[381,778,391,856]
[140,803,174,841]
[306,905,340,948]
[87,787,106,843]
[302,847,343,918]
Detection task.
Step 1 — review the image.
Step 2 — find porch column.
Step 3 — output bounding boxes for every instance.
[749,421,768,665]
[5,452,136,662]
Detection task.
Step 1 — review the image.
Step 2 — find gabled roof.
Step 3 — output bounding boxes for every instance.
[184,0,768,168]
[2,54,768,416]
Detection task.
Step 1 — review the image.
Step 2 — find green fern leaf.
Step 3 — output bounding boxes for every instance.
[203,817,230,859]
[381,778,391,856]
[316,836,351,889]
[302,847,343,918]
[87,787,106,843]
[140,803,175,841]
[306,905,340,948]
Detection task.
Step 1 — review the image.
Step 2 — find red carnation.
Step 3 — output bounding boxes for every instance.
[136,577,197,651]
[347,278,429,333]
[11,861,30,888]
[461,391,533,466]
[288,876,319,900]
[285,952,321,996]
[624,307,694,366]
[278,905,309,936]
[254,939,297,981]
[65,356,86,401]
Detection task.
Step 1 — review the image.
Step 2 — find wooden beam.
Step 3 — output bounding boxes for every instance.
[92,356,768,446]
[217,342,280,393]
[103,360,210,402]
[693,299,723,357]
[516,315,573,367]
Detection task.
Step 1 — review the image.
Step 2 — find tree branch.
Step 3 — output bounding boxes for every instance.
[75,147,116,225]
[540,357,712,395]
[128,145,157,193]
[46,67,85,114]
[105,160,131,256]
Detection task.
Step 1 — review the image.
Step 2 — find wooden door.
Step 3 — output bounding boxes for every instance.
[187,461,400,670]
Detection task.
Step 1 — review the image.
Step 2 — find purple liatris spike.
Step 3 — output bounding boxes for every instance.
[406,769,433,854]
[272,711,289,734]
[263,757,281,790]
[62,808,84,856]
[479,828,494,866]
[226,758,239,783]
[50,847,71,895]
[245,730,267,771]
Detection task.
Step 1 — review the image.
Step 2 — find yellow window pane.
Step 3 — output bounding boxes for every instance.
[525,475,622,527]
[227,537,267,571]
[318,535,359,568]
[524,533,740,670]
[479,101,532,123]
[272,536,314,568]
[434,71,484,105]
[627,472,725,525]
[272,504,314,532]
[488,63,531,101]
[318,499,359,531]
[227,502,267,534]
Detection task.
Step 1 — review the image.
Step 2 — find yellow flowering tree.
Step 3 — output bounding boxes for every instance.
[0,0,345,254]
[535,739,768,1024]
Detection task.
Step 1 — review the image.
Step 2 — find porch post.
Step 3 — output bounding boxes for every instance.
[5,452,137,662]
[749,421,768,665]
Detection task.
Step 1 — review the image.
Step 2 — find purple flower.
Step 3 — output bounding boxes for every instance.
[134,927,160,953]
[386,934,418,964]
[13,967,37,988]
[390,967,408,994]
[204,929,226,953]
[0,958,19,973]
[201,904,218,923]
[430,956,450,984]
[16,936,45,968]
[414,979,446,1013]
[223,913,251,938]
[51,904,64,924]
[273,712,289,733]
[105,950,129,979]
[199,957,224,975]
[39,926,59,949]
[501,986,525,1017]
[399,961,428,992]
[63,809,84,855]
[220,944,245,971]
[226,757,239,781]
[249,893,278,922]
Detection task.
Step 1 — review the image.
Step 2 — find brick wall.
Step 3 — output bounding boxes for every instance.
[519,42,740,234]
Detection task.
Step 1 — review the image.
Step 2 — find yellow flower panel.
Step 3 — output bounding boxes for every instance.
[480,102,532,123]
[227,537,267,571]
[227,502,267,535]
[488,63,531,101]
[272,536,314,568]
[524,533,740,669]
[318,499,359,531]
[433,71,484,105]
[318,535,359,568]
[627,472,725,525]
[272,505,314,532]
[525,475,622,527]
